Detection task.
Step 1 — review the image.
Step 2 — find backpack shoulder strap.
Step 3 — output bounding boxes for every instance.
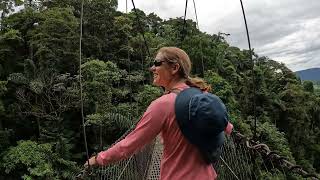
[165,88,182,95]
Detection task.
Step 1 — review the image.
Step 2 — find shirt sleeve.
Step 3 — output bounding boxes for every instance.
[96,98,169,166]
[224,122,233,135]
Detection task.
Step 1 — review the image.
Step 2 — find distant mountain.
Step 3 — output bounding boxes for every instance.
[295,68,320,81]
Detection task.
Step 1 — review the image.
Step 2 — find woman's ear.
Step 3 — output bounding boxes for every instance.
[171,63,180,75]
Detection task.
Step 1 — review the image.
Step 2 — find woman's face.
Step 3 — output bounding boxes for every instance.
[150,52,174,88]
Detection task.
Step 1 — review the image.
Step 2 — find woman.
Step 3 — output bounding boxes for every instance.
[85,47,229,179]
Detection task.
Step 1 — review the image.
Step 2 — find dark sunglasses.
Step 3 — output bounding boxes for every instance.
[153,60,166,67]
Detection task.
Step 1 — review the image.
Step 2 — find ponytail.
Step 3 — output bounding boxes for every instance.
[186,77,211,92]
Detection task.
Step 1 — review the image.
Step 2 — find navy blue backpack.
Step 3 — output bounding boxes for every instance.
[173,87,228,163]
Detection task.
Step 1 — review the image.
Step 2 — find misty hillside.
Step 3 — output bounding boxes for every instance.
[295,68,320,81]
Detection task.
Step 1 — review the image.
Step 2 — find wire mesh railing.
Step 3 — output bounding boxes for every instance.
[76,116,319,180]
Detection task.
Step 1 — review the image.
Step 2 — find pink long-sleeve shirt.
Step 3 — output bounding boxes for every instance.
[97,83,225,180]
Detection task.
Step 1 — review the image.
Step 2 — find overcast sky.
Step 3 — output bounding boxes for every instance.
[117,0,320,71]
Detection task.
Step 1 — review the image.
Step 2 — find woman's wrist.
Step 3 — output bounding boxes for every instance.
[95,154,99,165]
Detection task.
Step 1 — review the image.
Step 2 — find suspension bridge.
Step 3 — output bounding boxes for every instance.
[76,0,320,179]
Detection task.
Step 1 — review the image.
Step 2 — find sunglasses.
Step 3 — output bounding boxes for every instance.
[153,60,166,67]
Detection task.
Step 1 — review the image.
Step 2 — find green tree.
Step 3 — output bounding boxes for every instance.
[0,29,24,79]
[0,140,79,179]
[303,80,314,93]
[28,7,79,74]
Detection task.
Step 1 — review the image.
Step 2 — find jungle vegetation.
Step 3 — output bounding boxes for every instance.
[0,0,319,179]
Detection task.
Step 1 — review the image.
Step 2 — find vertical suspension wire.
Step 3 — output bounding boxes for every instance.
[126,0,128,14]
[131,0,152,87]
[98,109,103,179]
[191,0,199,27]
[126,0,130,94]
[180,0,188,44]
[191,0,205,76]
[131,0,151,57]
[140,43,145,85]
[126,0,133,129]
[79,0,91,170]
[239,0,257,139]
[126,0,139,119]
[99,105,103,179]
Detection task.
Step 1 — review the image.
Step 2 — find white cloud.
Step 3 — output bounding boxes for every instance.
[257,17,320,71]
[117,0,320,71]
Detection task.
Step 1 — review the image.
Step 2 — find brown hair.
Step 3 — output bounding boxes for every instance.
[157,47,211,92]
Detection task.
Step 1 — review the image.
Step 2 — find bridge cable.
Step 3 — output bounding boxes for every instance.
[125,0,133,113]
[131,0,151,57]
[191,0,205,76]
[239,0,257,139]
[220,157,240,180]
[79,0,91,171]
[180,0,189,44]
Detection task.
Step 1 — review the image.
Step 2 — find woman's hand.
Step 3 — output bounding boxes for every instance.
[84,156,98,168]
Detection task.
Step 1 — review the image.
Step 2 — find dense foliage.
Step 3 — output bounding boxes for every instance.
[0,0,319,179]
